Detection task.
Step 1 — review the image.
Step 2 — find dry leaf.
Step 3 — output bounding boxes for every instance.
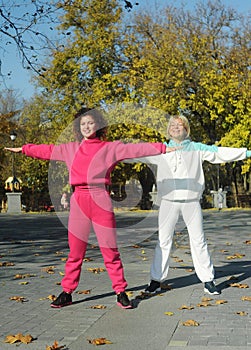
[4,333,34,344]
[0,261,15,267]
[87,337,112,345]
[215,299,228,305]
[14,273,36,279]
[41,266,56,274]
[174,258,183,262]
[4,335,19,344]
[244,240,251,245]
[160,283,172,290]
[83,257,93,262]
[47,294,57,301]
[230,283,249,289]
[132,244,140,248]
[201,297,213,302]
[227,253,245,260]
[126,291,134,297]
[186,268,194,272]
[76,289,91,294]
[178,305,194,310]
[164,311,174,316]
[19,281,29,285]
[90,305,107,309]
[182,319,199,326]
[241,296,251,301]
[87,267,106,274]
[9,296,27,303]
[46,340,65,350]
[197,301,212,307]
[236,311,248,316]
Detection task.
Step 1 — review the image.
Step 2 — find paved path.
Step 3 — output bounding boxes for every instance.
[0,209,251,349]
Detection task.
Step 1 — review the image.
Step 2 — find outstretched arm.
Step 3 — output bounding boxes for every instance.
[166,147,178,153]
[4,147,22,153]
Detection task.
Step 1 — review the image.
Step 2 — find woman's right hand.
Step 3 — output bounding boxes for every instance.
[4,147,22,153]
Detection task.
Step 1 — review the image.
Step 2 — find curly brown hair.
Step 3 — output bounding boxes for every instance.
[73,107,107,142]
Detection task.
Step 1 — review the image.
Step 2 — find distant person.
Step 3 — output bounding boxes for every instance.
[217,188,224,211]
[5,107,175,309]
[127,115,251,295]
[60,192,69,210]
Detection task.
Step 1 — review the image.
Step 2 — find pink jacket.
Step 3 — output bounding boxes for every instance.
[22,139,166,186]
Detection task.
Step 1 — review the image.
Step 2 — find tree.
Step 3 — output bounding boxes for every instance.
[121,1,251,204]
[7,0,250,209]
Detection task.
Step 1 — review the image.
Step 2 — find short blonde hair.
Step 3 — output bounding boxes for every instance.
[167,115,190,139]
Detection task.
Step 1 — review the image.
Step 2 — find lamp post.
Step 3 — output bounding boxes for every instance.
[10,130,17,192]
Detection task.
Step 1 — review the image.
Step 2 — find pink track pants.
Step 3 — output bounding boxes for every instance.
[61,186,127,294]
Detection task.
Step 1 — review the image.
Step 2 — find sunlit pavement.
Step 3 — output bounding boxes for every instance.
[0,209,250,349]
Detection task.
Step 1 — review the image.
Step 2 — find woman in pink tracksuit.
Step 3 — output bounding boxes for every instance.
[5,107,173,309]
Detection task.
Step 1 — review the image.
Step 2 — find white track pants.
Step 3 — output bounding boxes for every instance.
[151,199,215,283]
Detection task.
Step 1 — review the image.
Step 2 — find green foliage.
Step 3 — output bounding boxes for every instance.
[6,0,250,204]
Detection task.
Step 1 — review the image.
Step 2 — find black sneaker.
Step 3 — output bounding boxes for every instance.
[51,291,72,308]
[117,292,132,309]
[144,280,161,294]
[204,281,221,295]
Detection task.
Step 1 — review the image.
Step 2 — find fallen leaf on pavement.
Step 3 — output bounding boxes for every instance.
[178,305,194,310]
[41,266,56,274]
[215,299,228,305]
[161,283,172,290]
[4,333,34,344]
[197,301,212,307]
[241,296,251,301]
[126,291,134,297]
[201,297,213,302]
[87,337,112,345]
[230,283,249,289]
[55,251,64,255]
[90,305,107,309]
[46,340,66,349]
[227,253,245,260]
[83,257,93,262]
[87,267,106,274]
[236,311,248,316]
[9,296,28,302]
[182,320,199,326]
[164,311,174,316]
[76,289,91,294]
[14,273,36,279]
[0,261,15,266]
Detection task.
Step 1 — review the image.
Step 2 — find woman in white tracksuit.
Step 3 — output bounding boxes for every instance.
[128,115,251,295]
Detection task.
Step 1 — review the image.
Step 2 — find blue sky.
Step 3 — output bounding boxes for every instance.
[1,0,250,100]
